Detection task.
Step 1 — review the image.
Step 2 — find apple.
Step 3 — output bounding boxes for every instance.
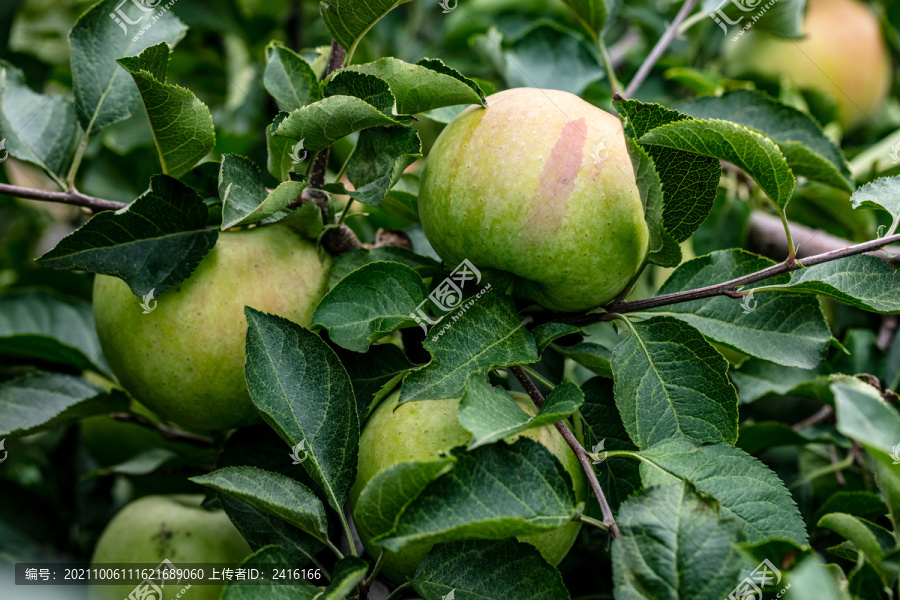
[418,87,649,312]
[89,495,251,600]
[725,0,891,129]
[92,224,331,431]
[350,390,588,583]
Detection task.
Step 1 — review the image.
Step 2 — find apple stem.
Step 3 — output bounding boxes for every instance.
[510,366,621,539]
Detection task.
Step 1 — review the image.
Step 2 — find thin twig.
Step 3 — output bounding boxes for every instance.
[510,366,621,538]
[877,315,899,352]
[0,183,126,212]
[827,445,847,486]
[108,412,214,447]
[623,0,701,98]
[791,405,833,430]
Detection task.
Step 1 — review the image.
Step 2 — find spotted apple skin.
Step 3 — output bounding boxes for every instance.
[419,87,649,312]
[93,224,331,431]
[350,391,588,583]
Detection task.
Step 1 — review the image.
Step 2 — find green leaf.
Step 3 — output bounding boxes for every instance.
[816,492,888,523]
[560,0,611,38]
[831,377,900,471]
[218,493,324,566]
[737,421,839,454]
[531,323,581,354]
[329,246,439,287]
[374,438,577,552]
[275,96,403,153]
[581,377,640,511]
[614,98,721,242]
[69,0,186,135]
[263,42,322,111]
[644,250,832,369]
[191,467,329,544]
[504,23,604,96]
[319,557,368,600]
[639,438,808,545]
[218,154,305,229]
[551,341,612,378]
[458,376,583,449]
[818,513,895,571]
[38,175,217,297]
[313,261,427,353]
[676,89,853,192]
[850,177,900,232]
[752,255,900,314]
[730,359,829,404]
[221,545,320,599]
[0,372,128,437]
[411,539,570,600]
[639,118,795,211]
[343,58,485,114]
[266,117,297,181]
[399,288,539,404]
[244,309,359,513]
[320,0,413,61]
[338,343,416,419]
[276,203,324,240]
[0,291,108,374]
[117,43,215,178]
[0,64,80,184]
[344,126,421,206]
[786,556,854,600]
[612,316,739,448]
[354,458,456,540]
[612,482,745,600]
[627,139,681,268]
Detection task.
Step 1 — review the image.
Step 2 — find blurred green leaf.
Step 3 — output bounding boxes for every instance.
[218,154,304,229]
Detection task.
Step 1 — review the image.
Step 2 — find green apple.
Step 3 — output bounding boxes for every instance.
[89,495,251,600]
[350,391,588,583]
[419,87,649,312]
[93,224,331,431]
[725,0,891,129]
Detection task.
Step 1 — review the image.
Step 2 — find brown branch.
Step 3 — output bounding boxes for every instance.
[0,183,126,212]
[877,315,899,352]
[510,366,621,538]
[108,412,214,447]
[792,405,833,430]
[622,0,701,98]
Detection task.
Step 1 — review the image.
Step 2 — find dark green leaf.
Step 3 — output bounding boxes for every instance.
[412,539,570,600]
[338,343,416,419]
[320,557,368,600]
[0,372,128,437]
[192,467,329,543]
[627,139,681,268]
[818,513,895,571]
[831,377,900,471]
[70,0,186,135]
[458,377,582,449]
[374,439,577,552]
[320,0,413,61]
[613,482,744,600]
[221,545,319,599]
[244,309,359,513]
[344,126,421,206]
[531,323,581,354]
[552,341,612,378]
[612,316,739,448]
[639,438,808,545]
[737,421,840,454]
[560,0,611,37]
[313,261,427,353]
[816,492,888,523]
[275,203,324,239]
[275,95,402,153]
[0,291,108,374]
[645,250,832,369]
[38,175,217,297]
[504,23,604,96]
[329,246,439,287]
[263,43,322,111]
[399,288,539,404]
[753,255,900,314]
[218,154,305,229]
[730,358,829,403]
[676,90,853,192]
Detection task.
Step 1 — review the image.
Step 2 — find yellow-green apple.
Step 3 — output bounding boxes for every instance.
[419,87,649,312]
[350,391,587,583]
[725,0,891,128]
[89,495,251,600]
[92,224,331,431]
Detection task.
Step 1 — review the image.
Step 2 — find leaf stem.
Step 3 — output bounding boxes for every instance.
[325,539,345,559]
[520,365,556,390]
[66,131,90,188]
[385,581,413,600]
[579,514,610,531]
[778,209,797,260]
[623,0,701,98]
[510,366,620,538]
[107,412,214,447]
[596,37,622,96]
[361,549,386,590]
[339,510,358,557]
[0,182,126,212]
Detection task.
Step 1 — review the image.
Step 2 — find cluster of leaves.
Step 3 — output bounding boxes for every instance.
[2,0,900,599]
